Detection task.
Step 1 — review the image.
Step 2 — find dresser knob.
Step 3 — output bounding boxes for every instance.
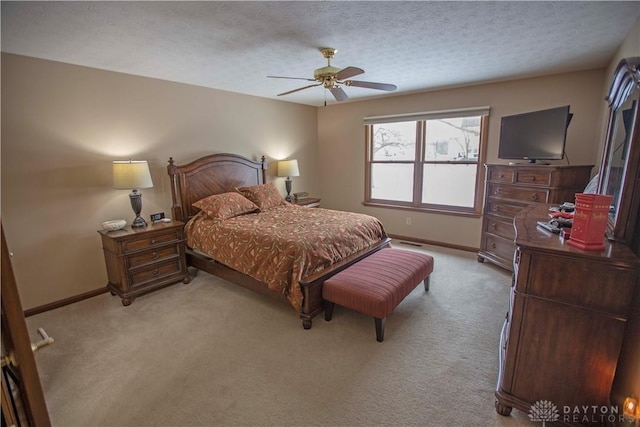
[490,223,497,230]
[150,239,156,244]
[153,269,159,276]
[531,194,539,201]
[152,252,159,260]
[491,243,497,249]
[531,176,536,182]
[495,188,502,194]
[493,206,500,212]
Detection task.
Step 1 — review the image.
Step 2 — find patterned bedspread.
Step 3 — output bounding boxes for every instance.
[185,204,386,311]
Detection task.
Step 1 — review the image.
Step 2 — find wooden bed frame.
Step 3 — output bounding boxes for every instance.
[167,153,391,329]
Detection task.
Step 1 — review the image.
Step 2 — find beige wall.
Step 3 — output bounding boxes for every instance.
[4,20,636,310]
[1,53,319,310]
[317,70,605,249]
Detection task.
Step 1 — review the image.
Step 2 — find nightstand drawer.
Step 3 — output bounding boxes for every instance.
[124,230,181,253]
[488,183,549,203]
[127,245,180,269]
[130,259,183,288]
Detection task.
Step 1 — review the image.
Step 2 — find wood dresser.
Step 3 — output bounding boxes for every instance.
[98,220,190,306]
[495,203,640,425]
[478,164,593,270]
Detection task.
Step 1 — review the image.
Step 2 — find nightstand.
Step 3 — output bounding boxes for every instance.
[98,220,190,306]
[293,197,321,208]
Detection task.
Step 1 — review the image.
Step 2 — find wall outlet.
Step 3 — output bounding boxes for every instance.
[406,217,412,225]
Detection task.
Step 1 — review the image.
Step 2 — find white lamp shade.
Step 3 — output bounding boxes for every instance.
[277,159,300,177]
[113,160,154,189]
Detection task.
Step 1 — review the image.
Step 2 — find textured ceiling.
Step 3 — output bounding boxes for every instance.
[2,1,639,107]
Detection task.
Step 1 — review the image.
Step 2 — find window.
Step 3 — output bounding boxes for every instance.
[364,107,489,216]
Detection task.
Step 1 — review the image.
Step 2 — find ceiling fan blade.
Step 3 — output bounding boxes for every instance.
[335,66,364,81]
[277,83,322,96]
[330,86,349,102]
[345,80,397,91]
[268,75,316,82]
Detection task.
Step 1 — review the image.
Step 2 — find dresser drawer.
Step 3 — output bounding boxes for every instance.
[130,259,183,288]
[124,230,182,253]
[486,199,528,219]
[488,168,515,183]
[482,234,515,262]
[524,253,638,317]
[514,169,553,186]
[127,245,180,269]
[485,215,515,240]
[488,183,549,203]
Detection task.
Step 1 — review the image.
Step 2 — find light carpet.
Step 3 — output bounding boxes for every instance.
[27,242,532,426]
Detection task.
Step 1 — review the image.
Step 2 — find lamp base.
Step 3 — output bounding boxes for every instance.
[285,177,293,203]
[129,189,147,228]
[131,215,147,228]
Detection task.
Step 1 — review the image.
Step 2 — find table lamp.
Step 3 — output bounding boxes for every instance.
[113,160,154,227]
[277,159,300,202]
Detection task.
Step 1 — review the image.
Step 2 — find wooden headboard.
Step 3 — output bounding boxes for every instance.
[167,153,267,222]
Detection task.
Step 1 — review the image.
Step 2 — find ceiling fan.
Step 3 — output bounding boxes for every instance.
[267,48,397,102]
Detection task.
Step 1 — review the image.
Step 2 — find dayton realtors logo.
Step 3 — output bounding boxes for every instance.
[528,400,559,426]
[529,400,631,425]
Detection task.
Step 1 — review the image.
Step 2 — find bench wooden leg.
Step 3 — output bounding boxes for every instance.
[424,276,430,292]
[324,301,335,321]
[374,317,385,342]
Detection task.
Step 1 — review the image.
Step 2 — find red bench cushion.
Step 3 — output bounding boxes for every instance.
[323,248,434,319]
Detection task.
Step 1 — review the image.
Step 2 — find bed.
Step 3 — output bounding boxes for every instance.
[167,153,390,329]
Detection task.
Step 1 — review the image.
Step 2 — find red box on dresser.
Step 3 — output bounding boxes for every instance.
[567,193,613,251]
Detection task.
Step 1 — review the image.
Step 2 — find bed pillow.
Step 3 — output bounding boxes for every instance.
[236,182,286,210]
[192,192,260,220]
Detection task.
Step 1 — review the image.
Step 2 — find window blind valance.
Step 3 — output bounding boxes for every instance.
[363,106,491,125]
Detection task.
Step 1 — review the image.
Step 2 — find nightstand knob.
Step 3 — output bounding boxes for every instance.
[153,269,159,276]
[150,239,156,244]
[152,252,159,260]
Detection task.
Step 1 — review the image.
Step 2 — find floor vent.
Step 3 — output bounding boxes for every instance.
[398,241,423,247]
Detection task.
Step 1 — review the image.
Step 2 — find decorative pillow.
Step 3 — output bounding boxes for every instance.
[192,192,259,220]
[236,182,286,210]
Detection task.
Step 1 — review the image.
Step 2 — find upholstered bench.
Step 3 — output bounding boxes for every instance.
[323,247,434,342]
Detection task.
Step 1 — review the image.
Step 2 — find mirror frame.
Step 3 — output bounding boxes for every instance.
[597,57,640,244]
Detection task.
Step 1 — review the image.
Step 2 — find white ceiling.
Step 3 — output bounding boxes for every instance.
[2,1,639,107]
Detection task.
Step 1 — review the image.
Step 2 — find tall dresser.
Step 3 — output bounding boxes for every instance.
[478,164,593,270]
[495,203,640,424]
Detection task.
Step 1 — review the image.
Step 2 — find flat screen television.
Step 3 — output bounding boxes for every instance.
[498,105,572,164]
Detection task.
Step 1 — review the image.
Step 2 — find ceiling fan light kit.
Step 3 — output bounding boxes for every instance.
[268,47,397,102]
